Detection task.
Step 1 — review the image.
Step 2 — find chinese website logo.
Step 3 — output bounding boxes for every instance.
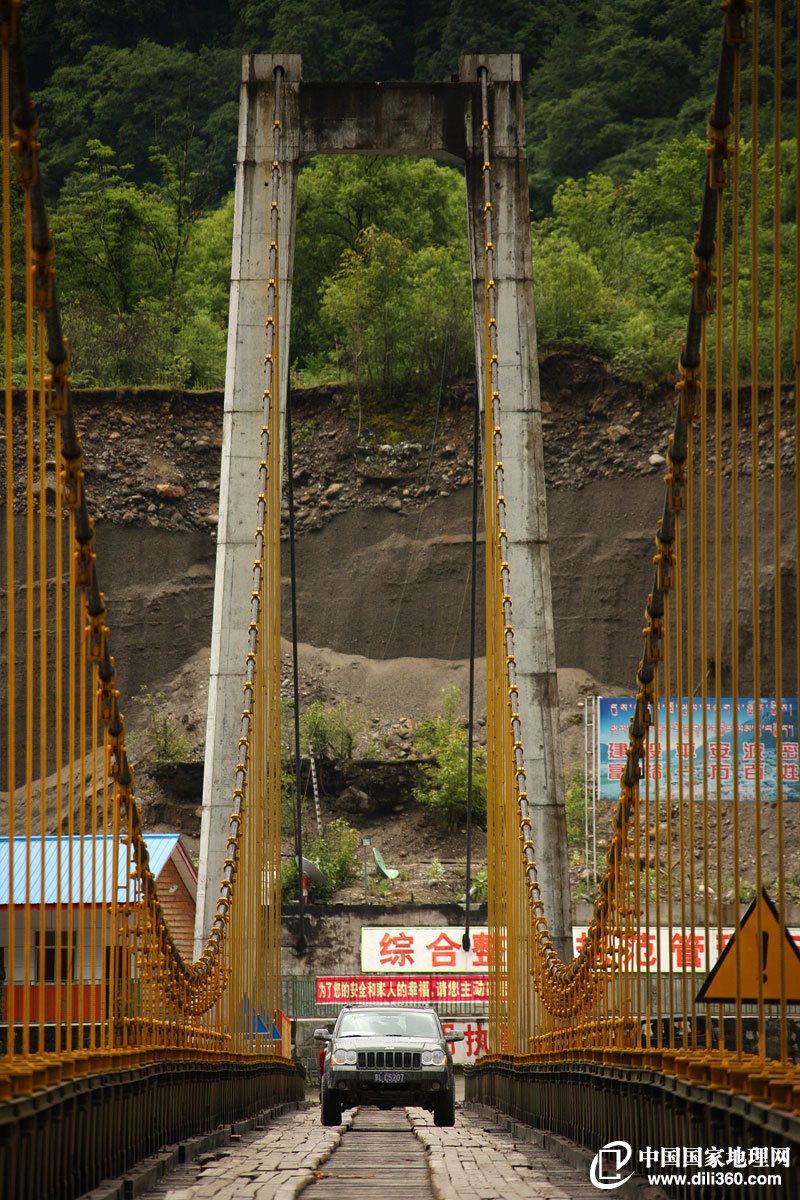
[589,1141,790,1190]
[589,1141,633,1190]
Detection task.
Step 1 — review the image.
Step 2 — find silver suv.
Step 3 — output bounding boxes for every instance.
[315,1005,462,1126]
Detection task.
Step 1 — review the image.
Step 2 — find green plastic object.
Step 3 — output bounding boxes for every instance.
[373,846,399,879]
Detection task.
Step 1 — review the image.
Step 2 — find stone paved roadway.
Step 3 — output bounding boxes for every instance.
[135,1101,603,1200]
[407,1107,599,1200]
[137,1105,347,1200]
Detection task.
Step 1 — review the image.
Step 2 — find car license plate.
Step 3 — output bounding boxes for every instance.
[374,1070,404,1083]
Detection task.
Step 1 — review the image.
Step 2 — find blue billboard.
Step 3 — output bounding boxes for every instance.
[597,697,799,802]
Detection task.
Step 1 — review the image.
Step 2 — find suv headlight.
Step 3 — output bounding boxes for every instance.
[331,1048,357,1065]
[421,1050,447,1066]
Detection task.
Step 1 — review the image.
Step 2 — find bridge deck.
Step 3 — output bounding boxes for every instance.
[135,1100,602,1200]
[305,1108,434,1199]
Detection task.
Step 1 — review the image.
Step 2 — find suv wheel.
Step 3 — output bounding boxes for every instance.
[320,1081,343,1126]
[433,1089,455,1127]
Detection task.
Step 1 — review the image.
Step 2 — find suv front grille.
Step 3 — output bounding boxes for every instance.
[357,1050,421,1069]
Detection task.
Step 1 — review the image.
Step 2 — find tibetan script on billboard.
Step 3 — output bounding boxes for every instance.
[316,975,492,1004]
[598,697,798,802]
[361,926,493,973]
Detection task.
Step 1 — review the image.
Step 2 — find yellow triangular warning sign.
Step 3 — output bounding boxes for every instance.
[696,888,800,1004]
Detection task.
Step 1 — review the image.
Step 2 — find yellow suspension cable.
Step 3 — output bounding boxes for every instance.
[772,0,787,1068]
[3,0,800,1125]
[748,0,760,1067]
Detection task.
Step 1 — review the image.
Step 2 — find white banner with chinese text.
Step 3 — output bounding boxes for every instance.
[573,925,800,972]
[361,926,491,973]
[360,924,800,978]
[440,1018,488,1064]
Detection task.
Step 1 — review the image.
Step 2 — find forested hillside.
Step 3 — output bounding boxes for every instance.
[17,1,797,394]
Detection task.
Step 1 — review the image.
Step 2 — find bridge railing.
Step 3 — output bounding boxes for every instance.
[0,0,288,1113]
[479,0,800,1121]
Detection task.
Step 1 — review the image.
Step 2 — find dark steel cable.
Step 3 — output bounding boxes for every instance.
[463,381,481,954]
[383,330,448,656]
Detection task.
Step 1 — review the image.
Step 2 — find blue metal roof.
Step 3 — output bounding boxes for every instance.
[0,834,181,905]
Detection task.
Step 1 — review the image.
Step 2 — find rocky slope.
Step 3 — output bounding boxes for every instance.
[4,352,796,908]
[6,353,680,531]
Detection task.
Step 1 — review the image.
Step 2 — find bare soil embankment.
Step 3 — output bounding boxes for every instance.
[4,352,796,907]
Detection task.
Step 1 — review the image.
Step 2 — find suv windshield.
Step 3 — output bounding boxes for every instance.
[337,1010,439,1038]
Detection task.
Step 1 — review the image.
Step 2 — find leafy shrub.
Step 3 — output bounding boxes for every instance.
[321,225,472,409]
[471,866,489,902]
[606,309,677,383]
[281,816,360,901]
[563,765,587,850]
[173,309,227,388]
[530,230,604,349]
[413,687,487,831]
[297,700,368,760]
[134,687,195,763]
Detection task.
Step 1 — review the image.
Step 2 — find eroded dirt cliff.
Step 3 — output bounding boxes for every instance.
[4,352,795,907]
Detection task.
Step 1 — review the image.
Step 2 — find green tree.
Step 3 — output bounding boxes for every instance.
[413,688,486,831]
[321,227,472,408]
[271,0,391,79]
[626,132,706,236]
[524,0,723,213]
[51,141,163,382]
[53,141,156,310]
[35,41,238,203]
[173,194,235,386]
[322,228,410,405]
[293,154,468,366]
[529,136,707,378]
[52,142,232,386]
[281,817,360,901]
[233,0,408,80]
[531,231,605,350]
[711,137,798,381]
[23,0,230,71]
[529,129,798,382]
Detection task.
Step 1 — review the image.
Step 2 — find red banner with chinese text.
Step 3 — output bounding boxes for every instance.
[315,974,492,1004]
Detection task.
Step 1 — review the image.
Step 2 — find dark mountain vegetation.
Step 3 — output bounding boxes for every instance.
[16,1,797,396]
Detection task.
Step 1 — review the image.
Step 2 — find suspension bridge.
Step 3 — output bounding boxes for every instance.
[2,1,800,1196]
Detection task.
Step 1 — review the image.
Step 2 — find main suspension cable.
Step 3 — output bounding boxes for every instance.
[286,380,306,952]
[462,379,481,953]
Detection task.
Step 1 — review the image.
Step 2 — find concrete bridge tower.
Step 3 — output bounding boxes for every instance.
[195,55,572,964]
